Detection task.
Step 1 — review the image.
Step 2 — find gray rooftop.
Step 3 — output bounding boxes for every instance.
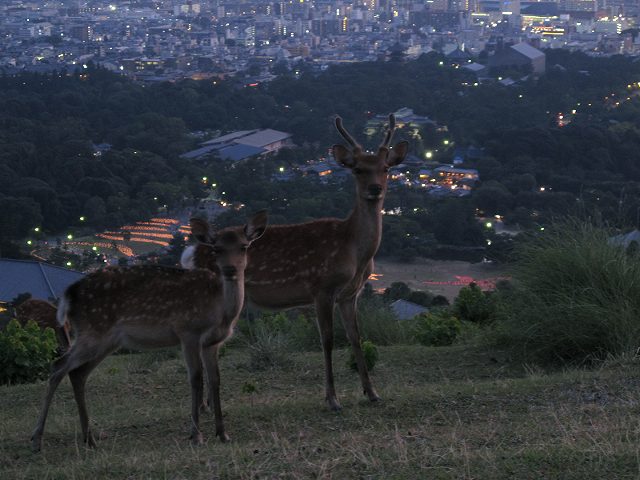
[390,299,429,320]
[0,259,85,303]
[511,42,545,60]
[234,129,292,148]
[217,144,266,161]
[200,130,258,147]
[179,144,220,160]
[464,62,486,72]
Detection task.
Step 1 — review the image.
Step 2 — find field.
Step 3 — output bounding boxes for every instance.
[2,345,640,479]
[372,259,508,301]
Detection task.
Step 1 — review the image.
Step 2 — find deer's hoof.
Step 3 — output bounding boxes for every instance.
[30,435,42,453]
[85,433,98,449]
[217,431,230,443]
[365,390,382,403]
[326,397,342,411]
[190,432,204,445]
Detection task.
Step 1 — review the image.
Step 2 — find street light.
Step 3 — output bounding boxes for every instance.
[67,234,73,240]
[485,222,493,228]
[79,216,86,222]
[34,227,40,232]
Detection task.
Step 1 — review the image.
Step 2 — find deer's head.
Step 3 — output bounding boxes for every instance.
[332,114,408,202]
[189,211,268,281]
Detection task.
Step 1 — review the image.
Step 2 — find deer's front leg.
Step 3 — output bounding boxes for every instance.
[182,338,204,445]
[339,297,381,403]
[315,293,341,411]
[201,344,229,442]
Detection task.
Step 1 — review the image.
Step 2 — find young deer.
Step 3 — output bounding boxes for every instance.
[15,299,71,353]
[31,211,268,451]
[184,115,407,410]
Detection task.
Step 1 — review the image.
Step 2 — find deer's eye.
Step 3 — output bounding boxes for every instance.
[212,246,224,255]
[353,168,364,175]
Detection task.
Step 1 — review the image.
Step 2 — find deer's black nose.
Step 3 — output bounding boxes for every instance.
[222,266,237,278]
[368,184,383,196]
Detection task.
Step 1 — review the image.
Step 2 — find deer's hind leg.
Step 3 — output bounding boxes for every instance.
[68,348,114,448]
[31,339,109,451]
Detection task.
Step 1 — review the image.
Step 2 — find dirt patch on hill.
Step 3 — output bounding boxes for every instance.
[371,258,509,301]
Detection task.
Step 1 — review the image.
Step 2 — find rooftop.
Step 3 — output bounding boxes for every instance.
[235,129,292,148]
[390,299,429,320]
[0,259,84,303]
[510,42,545,60]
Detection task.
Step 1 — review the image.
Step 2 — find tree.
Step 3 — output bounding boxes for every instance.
[383,282,411,302]
[452,283,496,324]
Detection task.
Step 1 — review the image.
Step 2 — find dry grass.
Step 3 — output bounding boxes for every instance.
[2,345,640,479]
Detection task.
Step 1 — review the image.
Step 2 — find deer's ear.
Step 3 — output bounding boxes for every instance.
[332,144,356,168]
[190,217,212,243]
[386,141,409,167]
[244,210,268,242]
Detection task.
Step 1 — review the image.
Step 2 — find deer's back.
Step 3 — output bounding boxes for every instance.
[243,219,361,307]
[64,266,222,336]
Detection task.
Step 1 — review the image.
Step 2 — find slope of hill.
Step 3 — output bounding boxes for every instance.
[2,345,639,478]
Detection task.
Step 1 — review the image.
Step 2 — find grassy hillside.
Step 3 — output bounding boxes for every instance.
[2,345,640,479]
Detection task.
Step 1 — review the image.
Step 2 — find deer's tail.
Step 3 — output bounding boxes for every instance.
[56,295,73,349]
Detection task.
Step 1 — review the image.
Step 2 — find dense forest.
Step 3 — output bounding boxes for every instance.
[3,50,640,261]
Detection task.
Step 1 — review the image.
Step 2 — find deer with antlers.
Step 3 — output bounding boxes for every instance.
[31,211,268,451]
[184,115,407,410]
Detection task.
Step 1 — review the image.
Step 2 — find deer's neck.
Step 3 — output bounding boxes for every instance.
[221,275,245,322]
[347,198,383,263]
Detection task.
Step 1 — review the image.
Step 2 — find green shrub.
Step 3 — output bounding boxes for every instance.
[246,322,291,371]
[453,283,497,324]
[0,319,57,385]
[241,312,319,352]
[348,340,379,372]
[493,220,640,365]
[355,296,414,345]
[414,311,462,346]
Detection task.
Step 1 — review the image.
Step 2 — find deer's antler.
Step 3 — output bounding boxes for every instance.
[335,116,362,151]
[379,114,396,149]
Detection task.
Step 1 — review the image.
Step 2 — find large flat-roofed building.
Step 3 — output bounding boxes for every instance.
[488,41,546,75]
[181,128,293,161]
